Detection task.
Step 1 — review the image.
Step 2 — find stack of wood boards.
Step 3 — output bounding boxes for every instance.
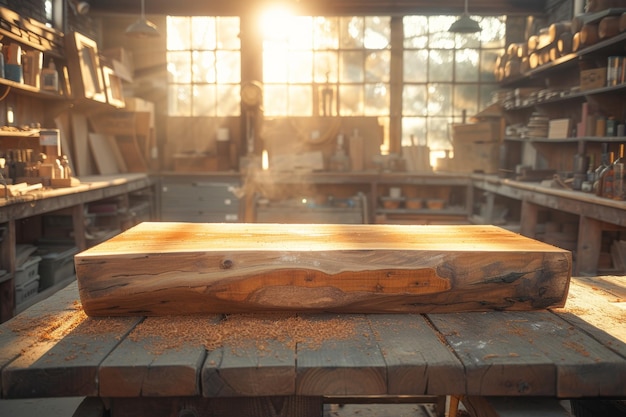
[74,223,572,317]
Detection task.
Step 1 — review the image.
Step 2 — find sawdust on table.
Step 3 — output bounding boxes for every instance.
[129,313,360,355]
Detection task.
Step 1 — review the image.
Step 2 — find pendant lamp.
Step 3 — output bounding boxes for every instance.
[126,0,160,38]
[449,0,481,34]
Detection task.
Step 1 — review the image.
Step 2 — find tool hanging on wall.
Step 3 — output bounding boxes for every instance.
[321,72,334,117]
[240,81,264,156]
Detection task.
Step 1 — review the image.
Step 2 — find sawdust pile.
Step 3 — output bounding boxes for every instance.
[6,300,87,342]
[129,313,360,354]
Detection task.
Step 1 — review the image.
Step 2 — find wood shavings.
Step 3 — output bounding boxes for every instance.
[7,301,86,343]
[129,313,359,354]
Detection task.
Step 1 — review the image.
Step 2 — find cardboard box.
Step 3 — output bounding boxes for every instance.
[452,122,500,142]
[580,67,607,91]
[449,140,500,174]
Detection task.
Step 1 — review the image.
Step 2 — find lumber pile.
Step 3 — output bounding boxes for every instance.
[495,5,626,82]
[74,222,572,317]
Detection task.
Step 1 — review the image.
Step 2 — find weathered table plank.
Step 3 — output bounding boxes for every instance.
[2,314,140,398]
[99,316,213,397]
[203,339,295,397]
[428,312,557,396]
[367,314,465,395]
[75,223,572,316]
[296,314,387,396]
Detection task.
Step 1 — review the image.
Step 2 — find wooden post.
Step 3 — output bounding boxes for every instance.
[577,215,602,276]
[520,199,539,238]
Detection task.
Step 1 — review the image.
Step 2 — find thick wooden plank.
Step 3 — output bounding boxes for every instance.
[296,314,387,396]
[367,314,465,395]
[202,316,296,397]
[99,316,213,397]
[428,312,556,396]
[75,223,572,316]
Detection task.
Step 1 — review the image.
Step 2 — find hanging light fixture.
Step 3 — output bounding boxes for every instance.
[126,0,160,38]
[449,0,481,34]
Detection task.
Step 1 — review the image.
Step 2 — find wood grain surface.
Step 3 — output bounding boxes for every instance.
[74,223,572,316]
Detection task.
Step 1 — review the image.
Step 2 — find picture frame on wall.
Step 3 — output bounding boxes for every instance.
[66,31,107,103]
[102,65,125,108]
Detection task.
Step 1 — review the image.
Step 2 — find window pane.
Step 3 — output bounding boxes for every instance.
[263,48,288,83]
[403,16,428,49]
[288,85,313,116]
[364,83,389,116]
[167,17,191,50]
[428,83,452,115]
[454,84,478,116]
[191,17,216,50]
[402,117,427,147]
[167,51,192,83]
[193,51,216,83]
[364,16,390,49]
[479,16,506,48]
[340,51,364,82]
[455,49,479,82]
[289,51,313,83]
[365,50,390,83]
[169,84,192,116]
[403,84,427,116]
[340,16,364,48]
[313,51,338,83]
[193,84,216,116]
[216,51,240,83]
[339,84,363,115]
[427,116,453,150]
[404,50,428,83]
[480,49,499,82]
[288,17,313,49]
[313,17,339,49]
[264,84,288,116]
[217,17,241,49]
[429,50,453,82]
[217,84,240,116]
[428,16,456,49]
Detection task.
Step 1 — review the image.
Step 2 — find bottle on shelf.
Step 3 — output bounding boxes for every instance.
[593,143,609,196]
[601,151,615,199]
[612,143,624,201]
[582,154,595,192]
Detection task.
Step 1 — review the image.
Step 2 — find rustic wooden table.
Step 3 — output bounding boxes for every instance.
[0,276,624,417]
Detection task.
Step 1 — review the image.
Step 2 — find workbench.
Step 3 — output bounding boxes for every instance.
[0,275,624,417]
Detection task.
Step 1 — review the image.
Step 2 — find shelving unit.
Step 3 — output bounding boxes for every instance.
[244,172,471,225]
[0,174,154,321]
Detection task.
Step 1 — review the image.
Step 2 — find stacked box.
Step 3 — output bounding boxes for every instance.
[37,246,79,290]
[449,122,501,174]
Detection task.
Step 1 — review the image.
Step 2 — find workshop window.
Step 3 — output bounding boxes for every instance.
[166,16,241,117]
[402,15,506,153]
[262,15,391,118]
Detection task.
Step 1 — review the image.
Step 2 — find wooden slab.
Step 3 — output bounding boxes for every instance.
[74,223,572,317]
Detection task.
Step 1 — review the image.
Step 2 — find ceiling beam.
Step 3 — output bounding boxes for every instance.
[90,0,547,17]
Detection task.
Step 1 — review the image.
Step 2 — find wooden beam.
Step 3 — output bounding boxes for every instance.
[74,222,571,316]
